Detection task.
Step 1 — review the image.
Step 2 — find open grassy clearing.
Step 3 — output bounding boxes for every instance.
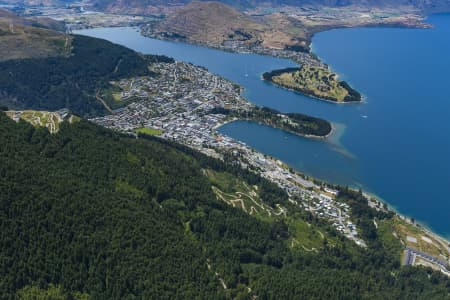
[112,93,122,102]
[98,85,130,110]
[135,127,164,136]
[379,216,450,261]
[206,168,253,194]
[286,217,324,252]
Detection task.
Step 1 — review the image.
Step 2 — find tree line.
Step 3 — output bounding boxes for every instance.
[0,35,173,117]
[0,113,449,299]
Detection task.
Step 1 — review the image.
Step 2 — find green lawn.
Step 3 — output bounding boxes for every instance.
[380,217,450,260]
[135,127,163,136]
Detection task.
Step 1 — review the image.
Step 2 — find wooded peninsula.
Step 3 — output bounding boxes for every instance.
[263,65,362,103]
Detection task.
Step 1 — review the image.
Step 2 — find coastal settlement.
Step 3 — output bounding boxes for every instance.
[7,4,449,276]
[85,60,450,276]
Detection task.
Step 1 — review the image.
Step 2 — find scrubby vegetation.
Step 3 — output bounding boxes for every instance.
[135,127,164,136]
[0,112,449,299]
[263,65,361,103]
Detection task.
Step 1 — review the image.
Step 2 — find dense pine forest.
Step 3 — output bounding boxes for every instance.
[0,35,173,117]
[0,113,449,299]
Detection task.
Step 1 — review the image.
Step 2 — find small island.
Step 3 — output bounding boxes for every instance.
[263,65,362,103]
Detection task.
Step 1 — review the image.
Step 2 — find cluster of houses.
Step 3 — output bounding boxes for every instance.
[91,60,367,246]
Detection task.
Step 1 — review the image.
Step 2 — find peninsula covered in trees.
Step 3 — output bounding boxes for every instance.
[211,106,332,137]
[263,65,362,103]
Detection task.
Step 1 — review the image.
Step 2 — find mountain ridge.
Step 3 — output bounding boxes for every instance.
[142,2,311,51]
[0,8,68,61]
[90,0,450,14]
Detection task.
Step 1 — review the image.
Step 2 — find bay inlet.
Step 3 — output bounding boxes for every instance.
[75,14,450,238]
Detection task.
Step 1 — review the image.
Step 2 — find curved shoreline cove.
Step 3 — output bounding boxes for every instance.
[213,106,332,138]
[75,13,450,238]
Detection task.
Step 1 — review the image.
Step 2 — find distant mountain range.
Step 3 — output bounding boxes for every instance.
[90,0,450,14]
[0,5,449,299]
[0,9,171,116]
[0,7,64,31]
[2,0,449,14]
[139,0,430,54]
[143,2,309,50]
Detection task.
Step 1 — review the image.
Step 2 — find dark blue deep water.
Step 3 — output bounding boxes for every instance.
[76,14,450,237]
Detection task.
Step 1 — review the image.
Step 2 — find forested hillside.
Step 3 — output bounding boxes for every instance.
[0,35,173,117]
[0,112,449,299]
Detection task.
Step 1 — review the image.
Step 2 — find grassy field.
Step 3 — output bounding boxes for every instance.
[103,84,125,102]
[379,216,450,261]
[271,65,350,102]
[286,216,326,252]
[135,127,164,136]
[112,93,122,102]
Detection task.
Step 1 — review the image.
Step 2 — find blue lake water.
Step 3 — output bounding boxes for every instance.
[75,14,450,237]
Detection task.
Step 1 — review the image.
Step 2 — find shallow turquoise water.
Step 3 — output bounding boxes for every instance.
[76,14,450,237]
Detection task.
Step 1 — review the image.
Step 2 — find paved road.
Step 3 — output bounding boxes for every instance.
[405,247,449,269]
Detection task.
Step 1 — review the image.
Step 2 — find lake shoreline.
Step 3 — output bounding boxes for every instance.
[213,117,335,140]
[261,66,362,104]
[75,18,446,248]
[261,74,362,105]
